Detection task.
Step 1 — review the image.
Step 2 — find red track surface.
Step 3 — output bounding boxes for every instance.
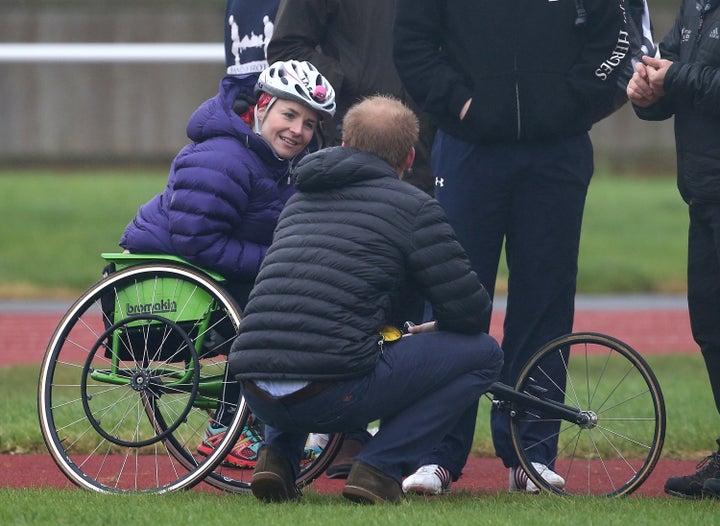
[0,305,696,368]
[0,303,698,497]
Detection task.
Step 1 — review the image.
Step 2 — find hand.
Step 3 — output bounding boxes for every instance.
[627,59,660,107]
[642,56,673,98]
[627,66,655,107]
[405,320,439,335]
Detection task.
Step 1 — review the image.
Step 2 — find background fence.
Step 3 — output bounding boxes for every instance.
[0,0,679,173]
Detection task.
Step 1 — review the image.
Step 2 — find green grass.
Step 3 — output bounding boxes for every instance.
[1,487,719,526]
[578,175,688,293]
[0,169,167,298]
[0,169,689,298]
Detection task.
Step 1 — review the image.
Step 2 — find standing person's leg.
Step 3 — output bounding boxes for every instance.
[401,131,509,494]
[408,399,479,479]
[688,204,720,416]
[490,135,593,485]
[431,131,510,300]
[401,91,437,196]
[666,203,720,498]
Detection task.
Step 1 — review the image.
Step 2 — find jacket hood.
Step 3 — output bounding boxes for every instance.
[186,75,255,141]
[294,146,397,191]
[185,75,290,168]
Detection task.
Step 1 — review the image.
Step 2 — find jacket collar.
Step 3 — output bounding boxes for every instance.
[295,147,397,191]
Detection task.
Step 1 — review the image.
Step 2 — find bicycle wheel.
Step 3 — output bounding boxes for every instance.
[38,264,247,494]
[509,332,665,497]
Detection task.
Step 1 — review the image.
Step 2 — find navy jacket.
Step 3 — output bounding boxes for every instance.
[393,0,628,143]
[224,0,279,75]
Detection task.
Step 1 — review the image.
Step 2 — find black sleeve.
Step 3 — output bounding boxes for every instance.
[631,9,682,122]
[266,0,346,95]
[565,0,629,119]
[408,199,492,334]
[393,0,473,121]
[666,62,720,118]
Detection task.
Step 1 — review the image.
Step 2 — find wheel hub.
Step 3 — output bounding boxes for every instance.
[578,410,598,429]
[130,369,152,391]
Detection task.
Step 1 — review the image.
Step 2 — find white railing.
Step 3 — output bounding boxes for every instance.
[0,43,224,63]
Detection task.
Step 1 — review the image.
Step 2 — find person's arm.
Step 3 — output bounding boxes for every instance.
[563,0,629,114]
[663,60,720,118]
[631,11,681,121]
[407,200,492,334]
[393,0,473,121]
[266,0,345,95]
[166,154,268,279]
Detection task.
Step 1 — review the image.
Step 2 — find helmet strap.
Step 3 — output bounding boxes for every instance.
[253,95,278,134]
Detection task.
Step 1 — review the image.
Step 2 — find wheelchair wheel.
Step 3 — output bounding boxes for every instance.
[38,264,248,494]
[39,262,344,494]
[509,332,666,497]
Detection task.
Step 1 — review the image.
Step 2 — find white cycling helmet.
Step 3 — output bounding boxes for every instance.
[255,60,336,120]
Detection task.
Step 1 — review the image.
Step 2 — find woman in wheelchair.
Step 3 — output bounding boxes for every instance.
[117,60,336,468]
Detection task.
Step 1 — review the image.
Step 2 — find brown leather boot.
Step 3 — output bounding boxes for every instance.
[342,461,404,504]
[326,438,364,479]
[251,446,301,502]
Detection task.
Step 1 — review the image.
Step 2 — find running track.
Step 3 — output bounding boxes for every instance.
[0,295,696,368]
[0,296,699,496]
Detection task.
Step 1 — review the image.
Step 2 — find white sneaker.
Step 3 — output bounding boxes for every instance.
[403,464,452,495]
[509,462,565,493]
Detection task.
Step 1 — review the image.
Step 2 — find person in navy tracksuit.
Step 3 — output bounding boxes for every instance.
[394,0,629,493]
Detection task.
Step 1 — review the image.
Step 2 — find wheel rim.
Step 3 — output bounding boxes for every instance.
[509,333,665,497]
[38,264,244,494]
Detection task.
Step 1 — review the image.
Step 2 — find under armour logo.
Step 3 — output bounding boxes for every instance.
[435,177,444,187]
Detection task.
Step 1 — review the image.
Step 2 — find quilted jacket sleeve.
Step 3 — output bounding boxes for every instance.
[406,199,492,333]
[166,145,268,279]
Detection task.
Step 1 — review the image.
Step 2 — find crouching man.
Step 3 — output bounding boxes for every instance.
[228,95,503,504]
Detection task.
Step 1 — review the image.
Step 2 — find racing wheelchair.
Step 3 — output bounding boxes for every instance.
[37,253,342,494]
[37,254,666,497]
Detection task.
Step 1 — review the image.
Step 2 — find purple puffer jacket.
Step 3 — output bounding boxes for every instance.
[120,75,298,280]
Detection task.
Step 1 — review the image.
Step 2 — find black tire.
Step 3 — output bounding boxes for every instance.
[509,332,666,497]
[38,262,344,493]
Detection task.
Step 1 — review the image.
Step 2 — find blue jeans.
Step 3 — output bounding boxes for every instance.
[240,331,502,482]
[432,131,593,468]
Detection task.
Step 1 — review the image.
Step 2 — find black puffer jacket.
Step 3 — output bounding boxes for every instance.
[633,0,720,204]
[229,147,492,382]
